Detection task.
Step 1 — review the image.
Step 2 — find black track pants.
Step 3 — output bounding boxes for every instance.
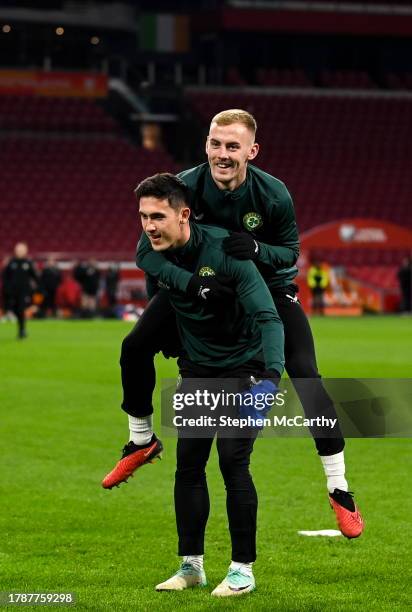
[11,292,28,337]
[174,360,261,562]
[272,289,345,456]
[119,290,180,416]
[119,285,344,456]
[175,434,258,562]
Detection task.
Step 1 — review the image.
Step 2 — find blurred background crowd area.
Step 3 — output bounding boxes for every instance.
[1,0,412,319]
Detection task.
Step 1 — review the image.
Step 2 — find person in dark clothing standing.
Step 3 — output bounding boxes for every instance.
[307,260,330,315]
[105,264,120,310]
[398,256,412,313]
[73,261,86,287]
[40,258,62,317]
[73,259,100,317]
[2,242,38,338]
[1,256,13,319]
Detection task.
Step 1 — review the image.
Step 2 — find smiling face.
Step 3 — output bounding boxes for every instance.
[139,196,191,251]
[206,121,259,191]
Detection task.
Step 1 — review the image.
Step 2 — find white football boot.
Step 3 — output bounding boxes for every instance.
[155,562,207,591]
[211,568,255,597]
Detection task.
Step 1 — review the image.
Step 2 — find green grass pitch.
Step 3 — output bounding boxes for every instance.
[0,317,411,611]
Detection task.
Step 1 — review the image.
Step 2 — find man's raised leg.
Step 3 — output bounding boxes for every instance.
[102,291,180,489]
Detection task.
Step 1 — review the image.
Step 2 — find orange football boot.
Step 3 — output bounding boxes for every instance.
[329,489,364,538]
[102,434,163,489]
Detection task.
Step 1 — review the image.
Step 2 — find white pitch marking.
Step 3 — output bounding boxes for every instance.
[298,530,342,537]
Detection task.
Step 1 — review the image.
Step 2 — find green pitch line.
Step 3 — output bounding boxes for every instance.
[0,318,411,611]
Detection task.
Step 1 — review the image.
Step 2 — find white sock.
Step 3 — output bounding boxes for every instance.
[183,555,203,572]
[229,561,253,578]
[320,451,348,493]
[128,415,153,446]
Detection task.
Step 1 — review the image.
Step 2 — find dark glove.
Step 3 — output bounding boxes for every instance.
[187,274,235,305]
[223,232,260,261]
[238,371,280,428]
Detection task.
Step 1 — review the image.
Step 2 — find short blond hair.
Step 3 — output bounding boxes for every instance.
[210,109,257,135]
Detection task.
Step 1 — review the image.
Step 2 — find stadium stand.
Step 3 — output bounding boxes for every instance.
[346,266,399,290]
[256,68,313,88]
[226,67,248,87]
[252,68,412,91]
[0,96,177,257]
[187,89,412,235]
[1,85,410,309]
[187,87,412,301]
[386,72,412,90]
[320,70,376,89]
[309,249,409,267]
[263,0,412,5]
[0,96,118,133]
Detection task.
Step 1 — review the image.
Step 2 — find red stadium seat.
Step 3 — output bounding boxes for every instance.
[187,90,412,233]
[0,95,177,255]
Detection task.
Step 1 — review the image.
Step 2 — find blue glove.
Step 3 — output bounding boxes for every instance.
[238,375,278,428]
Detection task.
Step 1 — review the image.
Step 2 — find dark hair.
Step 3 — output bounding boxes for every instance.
[134,173,190,211]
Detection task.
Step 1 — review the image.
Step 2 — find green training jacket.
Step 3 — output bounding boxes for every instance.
[137,163,299,293]
[145,223,285,375]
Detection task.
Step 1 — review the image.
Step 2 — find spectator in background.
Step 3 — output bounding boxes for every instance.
[40,257,62,317]
[56,273,82,317]
[2,242,38,338]
[1,255,14,320]
[105,263,120,314]
[73,260,86,286]
[141,123,163,151]
[398,256,412,313]
[307,260,330,315]
[105,263,120,307]
[74,259,100,317]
